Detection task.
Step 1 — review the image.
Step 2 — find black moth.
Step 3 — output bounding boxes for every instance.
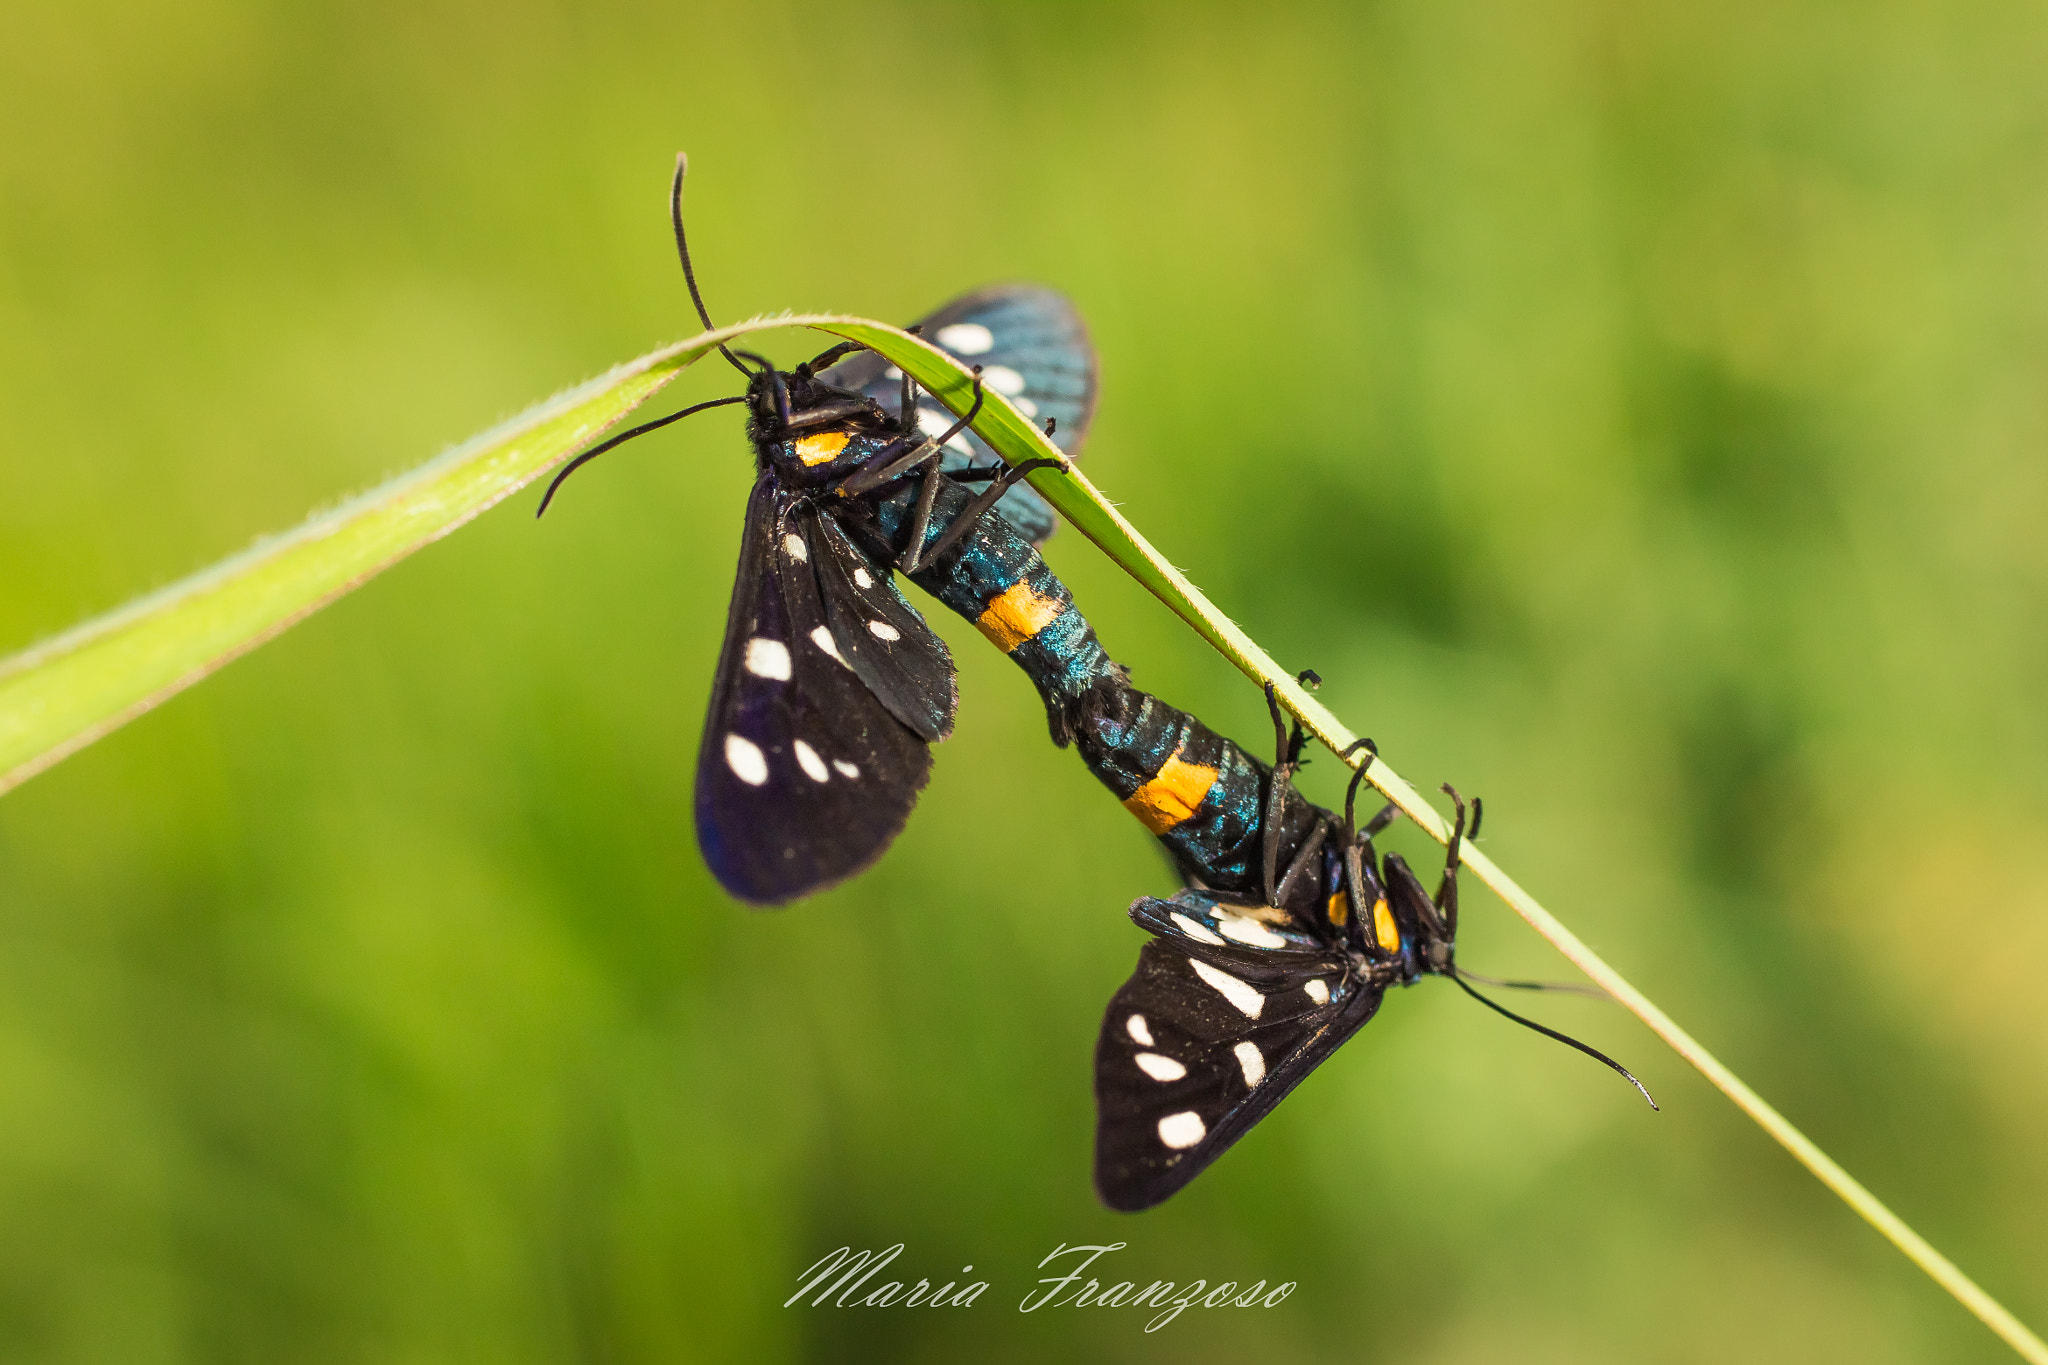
[1094,699,1654,1211]
[539,157,1096,904]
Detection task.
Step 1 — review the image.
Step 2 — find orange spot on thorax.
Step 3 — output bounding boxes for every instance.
[794,431,851,466]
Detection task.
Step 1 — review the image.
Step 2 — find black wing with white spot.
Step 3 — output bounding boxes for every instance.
[818,285,1096,544]
[801,505,956,742]
[1093,890,1384,1212]
[694,478,934,905]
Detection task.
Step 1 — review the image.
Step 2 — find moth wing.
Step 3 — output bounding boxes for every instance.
[1093,890,1383,1212]
[694,479,932,905]
[818,285,1096,543]
[803,506,957,742]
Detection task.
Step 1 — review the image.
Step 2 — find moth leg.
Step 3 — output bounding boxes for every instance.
[1434,784,1477,942]
[1271,815,1330,909]
[897,462,949,574]
[837,435,938,497]
[895,371,989,574]
[1339,750,1382,952]
[914,459,1064,567]
[1259,683,1311,906]
[804,339,867,371]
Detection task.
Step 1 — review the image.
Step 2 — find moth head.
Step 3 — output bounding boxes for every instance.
[736,354,890,484]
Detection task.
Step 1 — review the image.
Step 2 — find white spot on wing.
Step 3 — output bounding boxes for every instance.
[810,626,849,666]
[1125,1014,1154,1047]
[867,620,901,642]
[793,740,830,783]
[1158,1111,1206,1149]
[1134,1053,1187,1082]
[935,322,994,355]
[1170,912,1226,946]
[744,637,791,681]
[1012,395,1039,418]
[1215,911,1288,949]
[724,734,768,786]
[784,533,807,561]
[1304,979,1331,1005]
[1234,1041,1266,1088]
[853,567,874,589]
[883,366,902,380]
[917,406,973,454]
[1190,959,1264,1018]
[831,760,860,779]
[981,364,1025,396]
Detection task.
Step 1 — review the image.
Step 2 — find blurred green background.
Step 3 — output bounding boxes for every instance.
[4,0,2047,1360]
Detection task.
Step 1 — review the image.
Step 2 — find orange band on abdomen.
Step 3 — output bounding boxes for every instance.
[974,582,1064,653]
[1122,751,1219,835]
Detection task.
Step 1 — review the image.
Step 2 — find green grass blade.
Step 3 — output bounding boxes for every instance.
[3,317,793,794]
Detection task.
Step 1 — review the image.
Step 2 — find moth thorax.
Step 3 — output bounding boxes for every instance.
[762,424,881,487]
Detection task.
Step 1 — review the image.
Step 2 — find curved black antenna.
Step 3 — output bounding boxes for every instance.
[671,154,751,379]
[535,395,747,517]
[1454,968,1611,1000]
[1450,970,1657,1109]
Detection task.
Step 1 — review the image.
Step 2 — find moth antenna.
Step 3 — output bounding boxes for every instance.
[535,395,748,517]
[670,154,752,379]
[1450,971,1657,1109]
[1454,968,1610,1000]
